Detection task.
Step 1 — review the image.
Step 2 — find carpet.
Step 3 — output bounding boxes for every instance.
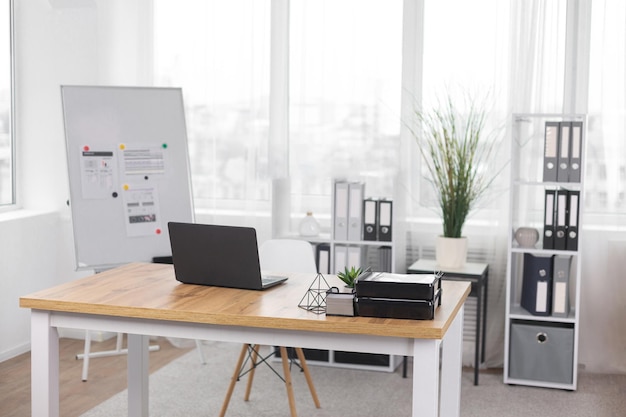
[81,340,626,417]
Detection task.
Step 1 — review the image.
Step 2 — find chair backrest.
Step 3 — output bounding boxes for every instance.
[259,239,317,274]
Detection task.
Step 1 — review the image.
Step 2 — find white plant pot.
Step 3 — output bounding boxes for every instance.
[435,236,468,269]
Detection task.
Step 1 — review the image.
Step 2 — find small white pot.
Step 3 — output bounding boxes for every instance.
[435,236,468,269]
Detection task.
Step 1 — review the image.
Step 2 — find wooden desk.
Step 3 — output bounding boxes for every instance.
[21,262,470,417]
[408,259,488,385]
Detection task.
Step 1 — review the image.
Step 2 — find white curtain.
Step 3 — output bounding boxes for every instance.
[577,0,626,374]
[152,0,273,232]
[406,0,511,368]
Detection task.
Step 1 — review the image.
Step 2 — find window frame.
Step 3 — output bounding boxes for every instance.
[0,0,15,211]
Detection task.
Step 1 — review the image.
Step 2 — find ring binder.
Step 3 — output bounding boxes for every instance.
[543,122,560,182]
[557,122,571,182]
[543,189,556,250]
[568,121,583,183]
[566,190,579,251]
[554,190,568,250]
[377,199,393,242]
[363,198,378,241]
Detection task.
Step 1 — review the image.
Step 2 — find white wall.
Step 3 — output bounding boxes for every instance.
[0,0,99,360]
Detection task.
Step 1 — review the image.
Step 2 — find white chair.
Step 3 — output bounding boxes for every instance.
[219,239,321,417]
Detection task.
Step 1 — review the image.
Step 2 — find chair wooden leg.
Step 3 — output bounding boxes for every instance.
[219,344,249,417]
[280,346,298,417]
[295,347,321,408]
[244,344,260,401]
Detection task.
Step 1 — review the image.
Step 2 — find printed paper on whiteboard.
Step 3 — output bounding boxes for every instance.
[122,184,163,237]
[79,148,118,199]
[121,143,166,178]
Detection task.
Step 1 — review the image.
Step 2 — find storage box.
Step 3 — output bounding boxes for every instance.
[509,320,574,384]
[326,289,355,316]
[355,272,441,301]
[355,288,441,320]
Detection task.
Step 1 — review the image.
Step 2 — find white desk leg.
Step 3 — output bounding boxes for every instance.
[412,338,442,417]
[440,305,464,417]
[127,334,149,417]
[31,310,59,417]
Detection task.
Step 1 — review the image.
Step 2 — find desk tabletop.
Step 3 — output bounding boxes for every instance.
[408,259,488,277]
[20,262,470,340]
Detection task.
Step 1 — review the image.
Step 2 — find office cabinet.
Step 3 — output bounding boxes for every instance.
[503,114,585,390]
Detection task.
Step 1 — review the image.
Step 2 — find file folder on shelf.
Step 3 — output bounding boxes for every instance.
[378,246,392,272]
[315,243,330,274]
[377,199,393,242]
[543,189,556,250]
[521,253,553,316]
[566,190,580,251]
[568,121,583,183]
[554,190,568,250]
[362,198,378,241]
[543,121,560,182]
[552,255,572,317]
[557,122,571,182]
[347,245,363,270]
[333,181,349,241]
[333,244,348,274]
[347,182,365,241]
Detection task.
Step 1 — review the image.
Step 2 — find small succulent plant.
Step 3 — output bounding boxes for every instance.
[337,266,363,288]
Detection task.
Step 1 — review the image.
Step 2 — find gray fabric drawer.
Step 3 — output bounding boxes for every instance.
[509,320,574,384]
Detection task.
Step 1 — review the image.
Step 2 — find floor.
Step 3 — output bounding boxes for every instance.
[0,336,192,417]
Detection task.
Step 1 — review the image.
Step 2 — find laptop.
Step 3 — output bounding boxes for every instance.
[167,222,288,290]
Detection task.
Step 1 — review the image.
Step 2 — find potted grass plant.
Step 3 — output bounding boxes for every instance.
[410,93,502,268]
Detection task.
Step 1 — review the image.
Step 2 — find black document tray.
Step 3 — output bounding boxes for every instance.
[355,272,441,301]
[355,288,442,320]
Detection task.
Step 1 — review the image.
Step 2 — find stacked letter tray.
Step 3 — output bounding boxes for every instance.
[354,272,442,320]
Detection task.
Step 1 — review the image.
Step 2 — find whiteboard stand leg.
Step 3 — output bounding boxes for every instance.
[76,332,160,381]
[80,330,91,381]
[115,332,123,351]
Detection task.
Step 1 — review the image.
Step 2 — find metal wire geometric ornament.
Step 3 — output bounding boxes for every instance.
[298,273,332,314]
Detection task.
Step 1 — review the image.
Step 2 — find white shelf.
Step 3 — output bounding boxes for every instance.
[508,305,577,323]
[504,113,586,390]
[276,180,399,372]
[503,376,576,391]
[331,239,393,247]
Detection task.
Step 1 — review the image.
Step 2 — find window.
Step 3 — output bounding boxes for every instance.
[289,0,403,213]
[417,0,510,218]
[586,0,626,217]
[153,0,402,215]
[153,0,271,210]
[0,1,13,207]
[150,0,624,225]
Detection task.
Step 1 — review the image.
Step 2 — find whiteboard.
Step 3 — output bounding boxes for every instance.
[62,86,194,270]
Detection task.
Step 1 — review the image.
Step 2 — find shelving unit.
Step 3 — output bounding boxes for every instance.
[327,179,395,274]
[327,238,395,274]
[503,113,586,390]
[278,180,399,372]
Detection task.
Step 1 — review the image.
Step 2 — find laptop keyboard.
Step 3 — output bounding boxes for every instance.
[262,274,285,284]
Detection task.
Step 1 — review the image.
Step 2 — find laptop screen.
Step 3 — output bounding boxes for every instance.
[167,222,265,290]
